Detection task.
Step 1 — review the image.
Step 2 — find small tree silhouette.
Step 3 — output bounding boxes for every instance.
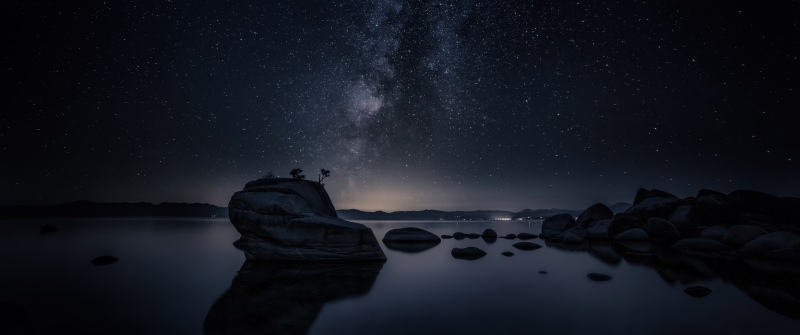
[262,171,275,179]
[290,168,305,181]
[318,169,330,187]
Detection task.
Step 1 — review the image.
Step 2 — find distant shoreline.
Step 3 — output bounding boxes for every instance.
[0,201,632,220]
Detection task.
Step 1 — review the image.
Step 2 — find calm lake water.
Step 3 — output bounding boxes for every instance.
[1,218,799,334]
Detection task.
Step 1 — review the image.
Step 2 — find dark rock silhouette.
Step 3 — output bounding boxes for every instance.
[501,233,517,239]
[684,286,712,298]
[229,178,385,262]
[512,242,542,251]
[541,214,576,240]
[383,228,441,253]
[501,251,514,257]
[91,255,118,266]
[517,232,537,240]
[204,261,382,335]
[587,273,612,281]
[441,235,453,239]
[383,227,440,243]
[451,247,487,260]
[576,203,614,227]
[481,229,497,243]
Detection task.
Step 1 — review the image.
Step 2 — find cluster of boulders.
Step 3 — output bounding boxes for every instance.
[441,229,538,241]
[542,188,800,261]
[384,228,544,259]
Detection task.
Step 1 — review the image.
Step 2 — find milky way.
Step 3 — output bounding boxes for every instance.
[4,0,798,211]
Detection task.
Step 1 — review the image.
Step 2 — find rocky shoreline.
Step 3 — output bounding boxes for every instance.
[542,188,800,261]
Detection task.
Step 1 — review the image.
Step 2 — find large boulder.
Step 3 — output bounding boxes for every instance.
[561,226,588,244]
[689,194,736,226]
[625,196,683,220]
[382,227,441,253]
[643,217,680,239]
[633,188,678,206]
[586,219,612,239]
[722,225,767,246]
[541,213,576,239]
[668,205,694,235]
[741,232,800,260]
[576,203,614,226]
[613,228,649,241]
[229,178,386,262]
[383,227,440,243]
[699,226,729,241]
[608,213,644,237]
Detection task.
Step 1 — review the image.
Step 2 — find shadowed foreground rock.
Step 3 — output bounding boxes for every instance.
[204,261,382,335]
[229,178,386,262]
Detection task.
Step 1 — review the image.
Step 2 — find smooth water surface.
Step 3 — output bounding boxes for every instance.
[1,218,798,334]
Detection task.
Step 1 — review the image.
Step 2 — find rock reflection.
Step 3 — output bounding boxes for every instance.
[204,261,383,334]
[547,239,800,320]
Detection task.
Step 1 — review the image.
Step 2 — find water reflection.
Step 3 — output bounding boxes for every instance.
[546,239,800,320]
[204,261,383,334]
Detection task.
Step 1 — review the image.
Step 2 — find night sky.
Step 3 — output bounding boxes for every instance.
[4,0,798,211]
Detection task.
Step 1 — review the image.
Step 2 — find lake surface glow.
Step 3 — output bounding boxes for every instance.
[1,218,798,334]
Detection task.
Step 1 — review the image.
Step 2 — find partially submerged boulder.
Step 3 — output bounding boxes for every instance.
[741,232,800,260]
[586,219,612,239]
[541,213,576,239]
[383,227,441,253]
[576,203,614,226]
[229,178,386,262]
[451,247,487,260]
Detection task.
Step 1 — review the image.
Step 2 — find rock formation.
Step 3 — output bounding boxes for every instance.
[228,178,386,262]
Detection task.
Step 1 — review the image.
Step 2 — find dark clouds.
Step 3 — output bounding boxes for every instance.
[3,0,798,210]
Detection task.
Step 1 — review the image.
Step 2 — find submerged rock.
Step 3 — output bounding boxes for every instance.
[451,247,487,260]
[684,286,712,298]
[539,271,548,274]
[441,235,453,239]
[512,242,542,250]
[229,178,386,262]
[501,251,514,257]
[453,232,466,240]
[587,273,612,281]
[467,233,481,239]
[517,232,537,240]
[502,234,517,239]
[91,255,118,266]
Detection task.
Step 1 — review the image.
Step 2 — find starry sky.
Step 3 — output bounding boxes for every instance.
[3,0,798,211]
